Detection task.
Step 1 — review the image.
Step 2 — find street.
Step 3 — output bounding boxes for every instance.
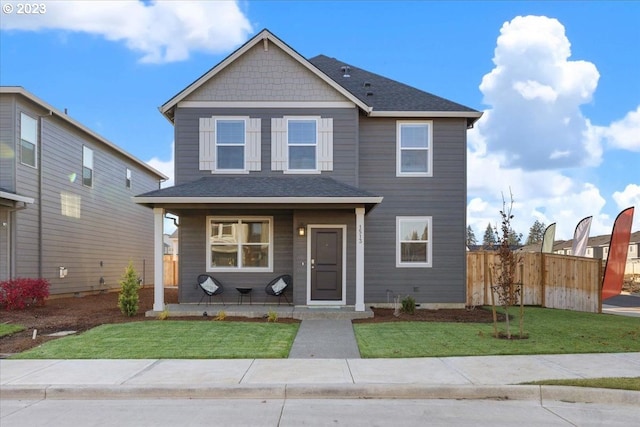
[3,398,639,426]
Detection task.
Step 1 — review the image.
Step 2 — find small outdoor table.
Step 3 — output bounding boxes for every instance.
[236,287,253,305]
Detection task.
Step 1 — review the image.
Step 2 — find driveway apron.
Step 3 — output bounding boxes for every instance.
[289,320,361,359]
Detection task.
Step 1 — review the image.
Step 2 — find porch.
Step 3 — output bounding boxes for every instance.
[145,303,373,320]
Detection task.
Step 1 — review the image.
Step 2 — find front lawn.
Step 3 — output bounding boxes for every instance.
[12,321,299,359]
[0,323,25,338]
[354,307,640,358]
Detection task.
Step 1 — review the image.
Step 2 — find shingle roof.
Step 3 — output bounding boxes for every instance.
[136,176,381,200]
[309,55,478,114]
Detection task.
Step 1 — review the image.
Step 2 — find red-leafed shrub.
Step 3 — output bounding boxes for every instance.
[0,278,50,310]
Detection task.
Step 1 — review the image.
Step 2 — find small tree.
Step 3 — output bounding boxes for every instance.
[466,225,477,246]
[118,262,139,317]
[482,223,496,247]
[525,220,546,245]
[490,191,524,339]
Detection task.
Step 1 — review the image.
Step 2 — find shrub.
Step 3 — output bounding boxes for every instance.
[117,262,139,317]
[267,310,278,323]
[214,310,227,321]
[401,295,416,315]
[0,278,50,310]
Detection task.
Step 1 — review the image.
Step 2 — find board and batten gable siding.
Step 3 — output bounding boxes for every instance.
[177,209,294,303]
[358,116,468,304]
[8,96,161,294]
[0,95,17,191]
[174,107,358,186]
[183,41,346,103]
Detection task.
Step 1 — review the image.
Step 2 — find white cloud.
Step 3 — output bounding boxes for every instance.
[146,142,174,188]
[613,184,640,216]
[1,1,253,63]
[478,15,601,171]
[601,106,640,152]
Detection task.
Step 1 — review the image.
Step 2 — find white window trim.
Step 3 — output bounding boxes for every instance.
[206,216,273,272]
[20,112,38,169]
[396,120,433,177]
[286,116,319,173]
[396,216,433,268]
[215,117,247,173]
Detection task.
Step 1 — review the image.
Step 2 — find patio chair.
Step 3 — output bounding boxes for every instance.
[264,274,292,305]
[197,274,225,305]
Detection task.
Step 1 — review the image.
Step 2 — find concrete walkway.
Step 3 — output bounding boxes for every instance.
[288,320,361,359]
[2,353,639,405]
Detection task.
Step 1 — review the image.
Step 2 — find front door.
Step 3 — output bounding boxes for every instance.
[310,227,343,301]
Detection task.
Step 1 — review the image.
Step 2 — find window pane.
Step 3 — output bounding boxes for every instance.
[211,246,238,267]
[401,150,428,173]
[401,242,428,263]
[82,166,92,187]
[289,146,316,169]
[20,113,37,143]
[83,146,93,169]
[288,120,316,144]
[245,221,269,243]
[243,245,269,267]
[21,141,36,167]
[211,222,239,244]
[401,124,428,148]
[400,220,429,241]
[217,146,244,169]
[217,120,245,144]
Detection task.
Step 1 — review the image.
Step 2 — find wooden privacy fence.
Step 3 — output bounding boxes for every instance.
[163,255,178,286]
[467,252,602,313]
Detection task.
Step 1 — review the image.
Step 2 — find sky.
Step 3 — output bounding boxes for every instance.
[1,0,639,240]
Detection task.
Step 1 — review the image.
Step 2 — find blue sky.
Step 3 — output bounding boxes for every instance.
[1,1,638,240]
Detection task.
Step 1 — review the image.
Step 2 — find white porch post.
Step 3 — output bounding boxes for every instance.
[153,207,165,311]
[355,207,365,311]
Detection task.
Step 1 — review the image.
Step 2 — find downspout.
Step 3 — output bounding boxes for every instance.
[37,116,43,278]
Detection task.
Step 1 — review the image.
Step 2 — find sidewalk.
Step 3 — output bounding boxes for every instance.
[2,353,639,404]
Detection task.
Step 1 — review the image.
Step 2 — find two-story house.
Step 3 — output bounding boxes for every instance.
[0,87,167,296]
[135,30,481,312]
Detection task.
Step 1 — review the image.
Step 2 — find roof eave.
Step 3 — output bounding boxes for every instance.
[133,196,384,205]
[1,87,169,181]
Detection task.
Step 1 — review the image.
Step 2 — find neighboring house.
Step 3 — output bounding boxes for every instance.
[134,30,482,311]
[0,87,167,295]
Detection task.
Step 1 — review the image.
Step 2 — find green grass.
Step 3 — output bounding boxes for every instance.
[12,321,299,359]
[354,307,640,358]
[526,377,640,391]
[0,323,25,337]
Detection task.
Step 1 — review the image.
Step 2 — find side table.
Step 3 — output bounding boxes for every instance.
[236,287,253,305]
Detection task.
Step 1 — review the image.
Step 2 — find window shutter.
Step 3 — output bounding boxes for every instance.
[199,117,215,171]
[271,118,287,171]
[246,118,261,171]
[318,118,333,171]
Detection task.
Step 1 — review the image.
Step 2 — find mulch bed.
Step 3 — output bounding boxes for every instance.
[2,287,501,355]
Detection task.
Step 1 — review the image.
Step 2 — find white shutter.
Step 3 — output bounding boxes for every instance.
[318,117,333,171]
[199,117,215,171]
[246,118,261,171]
[271,117,287,171]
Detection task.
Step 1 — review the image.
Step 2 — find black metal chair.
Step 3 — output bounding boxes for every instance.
[264,274,292,305]
[197,274,225,305]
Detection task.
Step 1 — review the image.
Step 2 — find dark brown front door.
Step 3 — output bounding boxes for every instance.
[310,228,343,301]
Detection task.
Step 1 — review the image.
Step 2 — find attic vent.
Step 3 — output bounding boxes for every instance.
[366,91,373,97]
[363,82,371,88]
[341,65,351,78]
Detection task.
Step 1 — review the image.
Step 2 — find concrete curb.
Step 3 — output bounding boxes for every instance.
[2,384,639,405]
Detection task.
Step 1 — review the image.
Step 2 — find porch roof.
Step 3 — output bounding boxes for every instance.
[134,176,383,211]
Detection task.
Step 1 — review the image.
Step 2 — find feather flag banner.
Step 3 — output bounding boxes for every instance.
[571,216,592,257]
[541,223,556,253]
[602,207,634,300]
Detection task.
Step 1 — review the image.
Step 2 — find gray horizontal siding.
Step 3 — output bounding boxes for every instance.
[9,96,161,295]
[178,209,294,304]
[0,96,16,191]
[359,117,468,304]
[174,107,358,187]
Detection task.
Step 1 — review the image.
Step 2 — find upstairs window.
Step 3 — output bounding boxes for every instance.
[82,146,93,187]
[288,119,317,170]
[126,168,132,189]
[20,113,37,168]
[397,121,432,177]
[396,216,432,267]
[216,119,245,170]
[199,116,261,173]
